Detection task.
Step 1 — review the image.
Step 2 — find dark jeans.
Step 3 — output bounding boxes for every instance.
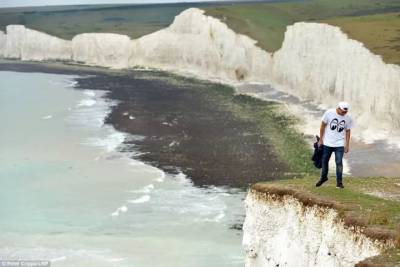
[320,145,344,185]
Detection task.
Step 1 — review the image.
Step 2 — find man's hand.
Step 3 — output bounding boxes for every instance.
[318,139,323,147]
[345,129,351,153]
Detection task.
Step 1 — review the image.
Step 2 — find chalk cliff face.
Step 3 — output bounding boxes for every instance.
[272,22,400,142]
[72,33,131,68]
[243,190,383,267]
[4,25,71,61]
[3,25,25,59]
[129,8,271,81]
[0,31,5,57]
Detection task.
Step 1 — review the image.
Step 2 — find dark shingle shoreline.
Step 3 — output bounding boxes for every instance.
[0,60,291,188]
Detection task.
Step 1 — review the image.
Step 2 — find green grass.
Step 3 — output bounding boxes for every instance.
[229,94,316,175]
[204,0,400,64]
[0,3,199,39]
[205,4,296,52]
[255,176,400,266]
[263,176,400,229]
[358,247,400,266]
[322,13,400,65]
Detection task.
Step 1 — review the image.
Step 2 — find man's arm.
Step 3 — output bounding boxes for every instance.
[345,129,351,153]
[319,122,327,146]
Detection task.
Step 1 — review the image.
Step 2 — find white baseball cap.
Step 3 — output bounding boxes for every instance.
[337,101,350,111]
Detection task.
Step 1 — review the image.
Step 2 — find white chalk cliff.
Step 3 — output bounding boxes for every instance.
[129,9,271,81]
[0,30,6,58]
[272,22,400,143]
[3,25,71,61]
[243,189,385,267]
[72,33,131,68]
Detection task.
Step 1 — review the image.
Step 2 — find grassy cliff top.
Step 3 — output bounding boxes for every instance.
[322,13,400,65]
[252,176,400,266]
[204,0,400,65]
[0,3,205,40]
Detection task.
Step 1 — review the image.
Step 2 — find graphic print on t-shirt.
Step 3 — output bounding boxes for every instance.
[338,120,345,132]
[330,118,346,132]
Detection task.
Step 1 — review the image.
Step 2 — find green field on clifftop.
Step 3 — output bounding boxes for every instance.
[205,0,400,64]
[322,13,400,65]
[0,3,189,39]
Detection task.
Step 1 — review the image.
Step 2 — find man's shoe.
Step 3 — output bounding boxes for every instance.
[315,178,328,187]
[336,183,344,189]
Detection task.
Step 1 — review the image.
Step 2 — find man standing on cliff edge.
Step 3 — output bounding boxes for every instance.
[315,102,353,189]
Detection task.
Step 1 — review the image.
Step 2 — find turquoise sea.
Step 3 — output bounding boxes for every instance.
[0,71,245,267]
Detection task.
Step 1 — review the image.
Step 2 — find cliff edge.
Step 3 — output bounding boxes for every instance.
[244,179,400,267]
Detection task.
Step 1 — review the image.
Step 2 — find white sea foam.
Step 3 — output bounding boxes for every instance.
[149,180,236,221]
[128,195,151,204]
[202,212,227,223]
[129,184,154,194]
[42,115,52,120]
[86,132,126,153]
[155,177,164,183]
[174,172,190,185]
[0,246,127,266]
[83,90,96,97]
[48,78,78,89]
[203,212,226,222]
[78,99,96,107]
[68,81,77,88]
[111,210,119,217]
[110,205,128,217]
[119,205,128,213]
[68,90,117,129]
[128,160,145,167]
[155,170,166,182]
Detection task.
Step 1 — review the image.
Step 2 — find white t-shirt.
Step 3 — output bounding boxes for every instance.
[322,109,353,147]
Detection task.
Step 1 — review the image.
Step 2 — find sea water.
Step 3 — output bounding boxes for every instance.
[0,71,245,267]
